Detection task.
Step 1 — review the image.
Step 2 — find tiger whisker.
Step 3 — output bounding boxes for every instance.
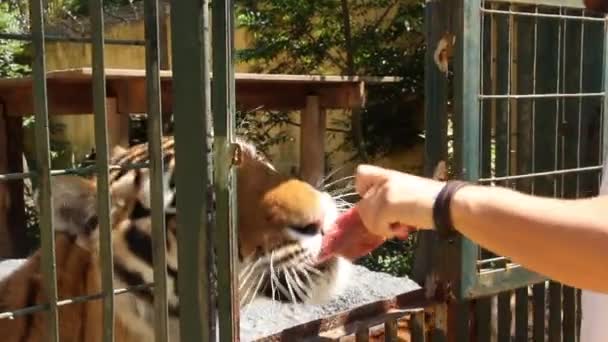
[242,269,267,313]
[321,165,351,185]
[301,262,323,277]
[281,265,299,303]
[331,192,359,200]
[238,258,265,291]
[270,251,278,305]
[323,175,355,190]
[328,185,355,196]
[240,269,261,308]
[288,267,311,300]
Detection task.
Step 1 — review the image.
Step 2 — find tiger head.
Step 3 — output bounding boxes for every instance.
[51,137,350,315]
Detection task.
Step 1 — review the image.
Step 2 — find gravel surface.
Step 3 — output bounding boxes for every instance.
[0,258,26,281]
[240,263,421,341]
[0,259,421,341]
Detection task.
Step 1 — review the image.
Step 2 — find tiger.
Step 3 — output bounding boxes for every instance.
[0,136,352,341]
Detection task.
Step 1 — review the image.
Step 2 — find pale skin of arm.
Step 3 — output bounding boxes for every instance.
[354,164,608,294]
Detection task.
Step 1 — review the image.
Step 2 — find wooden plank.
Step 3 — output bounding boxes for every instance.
[0,71,368,116]
[0,67,399,84]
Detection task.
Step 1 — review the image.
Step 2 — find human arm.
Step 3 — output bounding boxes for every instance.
[355,164,608,293]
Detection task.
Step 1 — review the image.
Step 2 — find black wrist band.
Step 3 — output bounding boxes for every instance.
[432,180,470,236]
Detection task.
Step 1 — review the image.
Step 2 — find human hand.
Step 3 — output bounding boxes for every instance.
[354,164,445,239]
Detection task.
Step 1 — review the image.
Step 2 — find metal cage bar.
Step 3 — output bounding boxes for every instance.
[89,0,115,340]
[29,0,60,340]
[452,0,482,300]
[212,0,240,340]
[143,0,170,340]
[170,0,214,340]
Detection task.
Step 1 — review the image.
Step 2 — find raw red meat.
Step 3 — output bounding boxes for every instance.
[317,206,413,263]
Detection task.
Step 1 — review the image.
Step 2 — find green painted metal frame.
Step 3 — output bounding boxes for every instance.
[426,1,607,340]
[212,0,241,341]
[89,0,115,341]
[170,0,214,340]
[433,0,608,304]
[604,7,608,160]
[143,0,170,340]
[29,0,59,340]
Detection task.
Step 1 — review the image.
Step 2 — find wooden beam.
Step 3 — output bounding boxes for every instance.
[0,69,371,116]
[299,95,326,187]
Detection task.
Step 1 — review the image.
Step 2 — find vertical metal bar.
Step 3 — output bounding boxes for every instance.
[474,297,492,341]
[555,8,563,197]
[531,5,538,195]
[384,319,398,342]
[143,0,169,340]
[506,5,514,182]
[28,0,59,340]
[413,0,448,286]
[580,11,603,197]
[514,287,528,342]
[497,292,512,342]
[563,285,576,342]
[355,327,370,342]
[562,8,582,200]
[548,281,562,342]
[212,0,239,340]
[515,5,534,195]
[602,15,608,169]
[411,311,426,342]
[452,0,480,299]
[532,283,546,342]
[494,2,510,190]
[479,1,494,262]
[576,12,586,198]
[170,0,212,340]
[534,6,560,197]
[430,303,448,342]
[89,0,115,341]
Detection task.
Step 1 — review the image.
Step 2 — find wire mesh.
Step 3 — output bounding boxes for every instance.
[475,1,606,270]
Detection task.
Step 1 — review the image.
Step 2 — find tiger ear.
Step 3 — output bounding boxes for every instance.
[43,175,99,239]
